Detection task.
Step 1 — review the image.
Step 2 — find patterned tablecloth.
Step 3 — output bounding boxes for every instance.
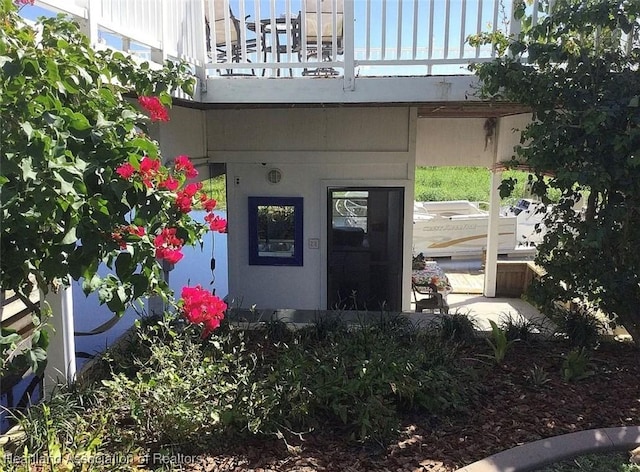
[411,261,453,296]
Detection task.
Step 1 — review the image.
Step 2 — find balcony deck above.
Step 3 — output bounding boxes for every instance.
[28,0,533,108]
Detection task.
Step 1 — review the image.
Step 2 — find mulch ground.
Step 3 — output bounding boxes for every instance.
[184,341,640,472]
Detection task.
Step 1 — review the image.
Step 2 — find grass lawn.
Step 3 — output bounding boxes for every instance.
[414,166,561,205]
[207,166,560,211]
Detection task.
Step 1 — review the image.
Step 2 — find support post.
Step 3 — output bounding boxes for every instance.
[148,260,172,316]
[483,169,502,297]
[342,0,355,91]
[43,284,76,391]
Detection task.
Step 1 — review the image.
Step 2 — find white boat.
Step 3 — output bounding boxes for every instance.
[413,200,539,258]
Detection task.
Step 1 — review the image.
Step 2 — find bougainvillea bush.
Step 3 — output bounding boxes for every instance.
[0,0,226,376]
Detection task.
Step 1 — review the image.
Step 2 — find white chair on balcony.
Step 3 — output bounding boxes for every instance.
[295,0,343,76]
[205,1,256,75]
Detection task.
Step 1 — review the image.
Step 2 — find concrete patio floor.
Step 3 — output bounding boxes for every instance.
[408,293,551,333]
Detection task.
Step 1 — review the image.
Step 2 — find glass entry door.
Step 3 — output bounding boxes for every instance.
[327,187,404,311]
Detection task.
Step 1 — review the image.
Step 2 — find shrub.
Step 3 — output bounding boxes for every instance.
[561,347,592,382]
[437,311,478,343]
[499,312,546,343]
[552,304,606,348]
[86,317,478,448]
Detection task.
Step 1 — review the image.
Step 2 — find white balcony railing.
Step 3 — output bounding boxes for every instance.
[34,0,534,81]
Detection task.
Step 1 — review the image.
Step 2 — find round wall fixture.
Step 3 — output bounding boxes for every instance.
[266,168,282,184]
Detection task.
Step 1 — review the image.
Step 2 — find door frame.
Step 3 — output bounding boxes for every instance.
[319,179,414,311]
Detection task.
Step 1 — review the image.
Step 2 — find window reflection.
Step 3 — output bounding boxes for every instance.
[248,196,303,266]
[257,205,295,257]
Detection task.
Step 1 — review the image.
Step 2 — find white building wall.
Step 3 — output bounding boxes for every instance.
[151,106,531,311]
[416,118,495,167]
[496,113,533,163]
[153,105,208,165]
[206,107,416,310]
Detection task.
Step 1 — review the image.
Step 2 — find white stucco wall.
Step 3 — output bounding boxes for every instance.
[415,114,534,168]
[496,113,533,163]
[416,118,495,167]
[207,107,417,311]
[153,105,207,166]
[150,106,531,311]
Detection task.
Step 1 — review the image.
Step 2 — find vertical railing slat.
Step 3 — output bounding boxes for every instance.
[427,0,435,73]
[365,0,371,60]
[443,0,450,59]
[285,0,292,64]
[459,0,466,59]
[381,0,387,60]
[491,0,499,57]
[396,0,402,60]
[412,0,419,60]
[343,0,355,89]
[475,0,483,58]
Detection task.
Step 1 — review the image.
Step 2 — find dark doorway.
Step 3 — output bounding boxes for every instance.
[327,187,404,311]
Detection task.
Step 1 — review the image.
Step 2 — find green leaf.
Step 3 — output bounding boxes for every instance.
[1,329,21,347]
[60,226,77,244]
[106,285,127,314]
[82,273,102,295]
[19,158,38,180]
[21,121,34,140]
[130,274,149,299]
[115,252,133,280]
[68,111,91,130]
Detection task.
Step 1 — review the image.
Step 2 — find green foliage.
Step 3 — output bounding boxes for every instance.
[0,2,203,374]
[471,0,640,345]
[486,320,515,364]
[527,364,551,388]
[437,312,478,343]
[561,347,591,382]
[2,386,124,471]
[550,304,605,348]
[66,318,477,450]
[414,167,561,206]
[199,176,226,209]
[499,312,545,343]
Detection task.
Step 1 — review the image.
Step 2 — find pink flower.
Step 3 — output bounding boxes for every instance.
[140,156,160,174]
[154,228,184,264]
[159,175,179,191]
[138,96,169,122]
[175,193,193,213]
[116,163,136,179]
[130,225,146,237]
[202,197,217,212]
[205,213,227,233]
[180,285,226,337]
[157,248,183,264]
[174,155,198,179]
[175,183,203,213]
[139,156,160,188]
[183,182,202,197]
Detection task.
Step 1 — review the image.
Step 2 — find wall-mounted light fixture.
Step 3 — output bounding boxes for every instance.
[266,168,282,184]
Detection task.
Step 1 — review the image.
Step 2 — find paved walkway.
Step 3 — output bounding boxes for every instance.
[409,293,550,332]
[446,293,549,331]
[455,426,640,471]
